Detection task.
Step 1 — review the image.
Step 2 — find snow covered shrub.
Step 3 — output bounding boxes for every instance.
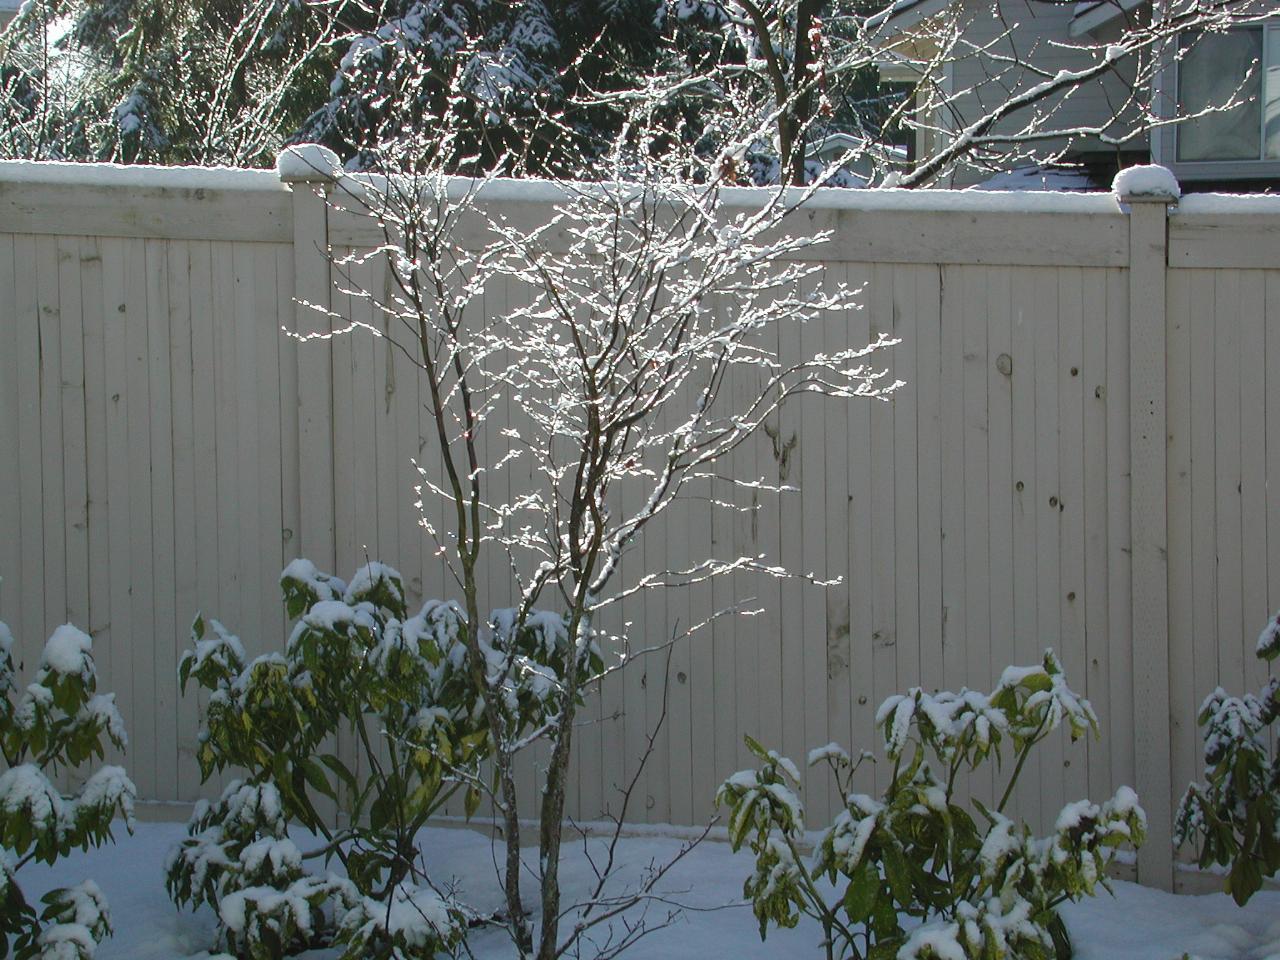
[1175,610,1280,905]
[0,620,136,959]
[168,559,596,958]
[718,652,1145,960]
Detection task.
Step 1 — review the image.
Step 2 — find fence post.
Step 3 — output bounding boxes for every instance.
[278,146,341,573]
[1115,166,1179,892]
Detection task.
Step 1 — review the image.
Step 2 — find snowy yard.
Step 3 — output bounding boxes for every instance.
[21,820,1280,960]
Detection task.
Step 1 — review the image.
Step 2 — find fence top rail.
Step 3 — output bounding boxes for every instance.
[330,170,1127,216]
[0,158,1129,215]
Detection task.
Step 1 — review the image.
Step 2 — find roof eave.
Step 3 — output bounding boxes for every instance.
[1069,0,1146,37]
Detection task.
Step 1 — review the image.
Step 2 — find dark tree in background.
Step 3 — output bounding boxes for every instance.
[2,0,1270,183]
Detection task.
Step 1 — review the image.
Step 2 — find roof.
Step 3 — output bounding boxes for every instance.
[876,0,1147,39]
[1068,0,1146,37]
[871,0,951,35]
[972,164,1100,192]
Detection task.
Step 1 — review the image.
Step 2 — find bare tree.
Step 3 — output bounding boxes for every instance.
[284,52,900,958]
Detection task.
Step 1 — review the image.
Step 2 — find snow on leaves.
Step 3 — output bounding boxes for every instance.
[719,653,1144,960]
[1177,608,1280,906]
[171,559,587,958]
[337,884,465,957]
[0,620,135,959]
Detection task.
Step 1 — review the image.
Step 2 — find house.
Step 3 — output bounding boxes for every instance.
[879,0,1280,190]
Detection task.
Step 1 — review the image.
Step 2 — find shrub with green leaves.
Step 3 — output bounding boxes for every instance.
[717,652,1145,960]
[0,620,136,960]
[167,559,598,958]
[1175,609,1280,905]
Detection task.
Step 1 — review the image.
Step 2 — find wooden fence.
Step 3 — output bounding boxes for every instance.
[2,159,1278,892]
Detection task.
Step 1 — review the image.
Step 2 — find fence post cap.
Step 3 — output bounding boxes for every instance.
[1112,164,1180,203]
[277,144,343,185]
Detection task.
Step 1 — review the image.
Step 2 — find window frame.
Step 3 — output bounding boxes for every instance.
[1155,21,1280,181]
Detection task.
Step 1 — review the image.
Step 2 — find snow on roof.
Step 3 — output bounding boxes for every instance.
[972,165,1100,193]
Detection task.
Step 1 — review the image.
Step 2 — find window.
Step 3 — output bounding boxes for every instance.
[1176,25,1280,163]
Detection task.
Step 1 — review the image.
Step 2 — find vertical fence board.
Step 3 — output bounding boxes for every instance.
[56,238,88,650]
[168,241,200,802]
[145,239,177,801]
[1214,271,1245,699]
[893,265,922,697]
[1104,266,1134,803]
[800,268,831,818]
[37,237,67,676]
[914,265,944,708]
[0,237,17,638]
[1058,267,1089,803]
[80,239,113,759]
[938,264,967,752]
[987,264,1015,785]
[125,237,157,801]
[100,239,135,774]
[1034,266,1063,831]
[16,237,44,667]
[1081,269,1110,801]
[1239,270,1269,719]
[846,263,875,797]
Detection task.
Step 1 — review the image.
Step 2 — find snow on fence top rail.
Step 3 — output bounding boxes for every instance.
[0,159,286,193]
[3,156,1278,219]
[0,158,1129,215]
[1176,193,1280,215]
[329,170,1126,215]
[10,158,1276,269]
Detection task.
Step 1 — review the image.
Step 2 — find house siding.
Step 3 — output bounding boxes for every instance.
[941,0,1146,185]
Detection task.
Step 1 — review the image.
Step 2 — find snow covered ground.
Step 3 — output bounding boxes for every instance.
[17,820,1280,959]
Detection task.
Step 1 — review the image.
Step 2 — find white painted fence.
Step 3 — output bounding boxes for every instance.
[1,160,1277,892]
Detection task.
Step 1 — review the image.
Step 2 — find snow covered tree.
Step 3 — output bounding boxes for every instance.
[0,620,136,960]
[718,652,1146,960]
[296,0,675,176]
[277,31,901,950]
[1175,610,1280,906]
[168,560,591,957]
[0,0,356,165]
[0,0,675,170]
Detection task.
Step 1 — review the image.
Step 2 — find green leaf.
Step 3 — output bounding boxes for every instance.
[319,753,358,796]
[300,758,336,801]
[842,858,879,925]
[881,842,912,905]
